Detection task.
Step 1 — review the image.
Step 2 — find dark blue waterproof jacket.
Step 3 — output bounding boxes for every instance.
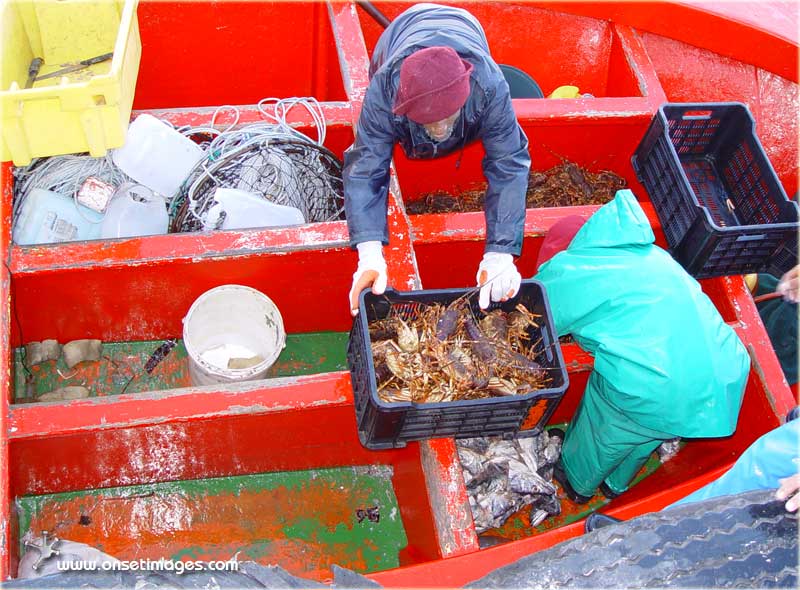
[343,3,530,255]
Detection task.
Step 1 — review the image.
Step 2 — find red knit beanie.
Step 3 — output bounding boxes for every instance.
[392,46,474,124]
[535,215,587,270]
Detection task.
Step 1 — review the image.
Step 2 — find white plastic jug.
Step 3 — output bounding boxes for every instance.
[203,188,305,231]
[13,188,103,245]
[111,114,205,197]
[100,183,169,239]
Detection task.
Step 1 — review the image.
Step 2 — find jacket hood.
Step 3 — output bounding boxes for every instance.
[568,189,655,251]
[370,4,494,77]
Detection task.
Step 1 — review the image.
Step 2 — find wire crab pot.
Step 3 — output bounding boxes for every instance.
[171,134,344,232]
[170,98,345,233]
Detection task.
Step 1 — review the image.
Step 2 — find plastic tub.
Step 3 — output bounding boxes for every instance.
[1,0,142,165]
[183,285,286,387]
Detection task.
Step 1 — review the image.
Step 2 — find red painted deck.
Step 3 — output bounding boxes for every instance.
[1,0,797,584]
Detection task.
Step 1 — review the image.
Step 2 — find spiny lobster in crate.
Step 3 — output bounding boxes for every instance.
[347,280,569,450]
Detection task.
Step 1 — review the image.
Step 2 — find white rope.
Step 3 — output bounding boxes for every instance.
[13,97,340,235]
[12,154,132,224]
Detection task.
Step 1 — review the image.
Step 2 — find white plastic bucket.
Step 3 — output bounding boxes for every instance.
[183,285,286,386]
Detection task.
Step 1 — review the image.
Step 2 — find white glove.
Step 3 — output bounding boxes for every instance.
[349,241,388,316]
[476,252,521,310]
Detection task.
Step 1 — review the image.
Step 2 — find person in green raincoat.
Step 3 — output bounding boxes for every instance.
[748,265,798,393]
[534,190,750,503]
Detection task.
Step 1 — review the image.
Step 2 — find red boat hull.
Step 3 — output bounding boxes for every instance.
[1,0,797,583]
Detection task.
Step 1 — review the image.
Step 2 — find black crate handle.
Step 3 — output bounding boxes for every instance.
[735,234,767,242]
[681,110,713,120]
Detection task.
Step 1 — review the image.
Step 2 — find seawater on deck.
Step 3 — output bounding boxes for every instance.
[12,333,349,401]
[17,466,406,580]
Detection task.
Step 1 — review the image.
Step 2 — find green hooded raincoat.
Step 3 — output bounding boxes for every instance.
[534,190,750,496]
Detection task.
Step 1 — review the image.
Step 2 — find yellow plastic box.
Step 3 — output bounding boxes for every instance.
[1,0,141,165]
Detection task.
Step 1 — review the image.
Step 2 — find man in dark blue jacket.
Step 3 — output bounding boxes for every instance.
[345,3,530,315]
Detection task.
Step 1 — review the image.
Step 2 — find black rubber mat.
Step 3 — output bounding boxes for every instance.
[468,489,798,588]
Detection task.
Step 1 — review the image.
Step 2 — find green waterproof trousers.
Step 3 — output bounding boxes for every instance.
[755,273,797,386]
[561,373,674,496]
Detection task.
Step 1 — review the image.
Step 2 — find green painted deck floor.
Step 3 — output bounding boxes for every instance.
[13,332,349,401]
[17,465,407,580]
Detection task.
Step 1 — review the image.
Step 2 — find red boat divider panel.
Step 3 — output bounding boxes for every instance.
[1,0,797,581]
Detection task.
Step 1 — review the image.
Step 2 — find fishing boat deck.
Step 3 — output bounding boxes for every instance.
[1,0,797,583]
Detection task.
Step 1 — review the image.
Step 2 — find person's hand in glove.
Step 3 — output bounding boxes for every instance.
[349,241,388,316]
[776,265,800,303]
[476,252,521,309]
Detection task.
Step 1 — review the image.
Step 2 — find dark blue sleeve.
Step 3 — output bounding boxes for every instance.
[480,86,530,256]
[343,79,397,248]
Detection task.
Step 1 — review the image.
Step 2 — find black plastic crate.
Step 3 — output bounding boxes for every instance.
[632,102,799,278]
[347,280,569,450]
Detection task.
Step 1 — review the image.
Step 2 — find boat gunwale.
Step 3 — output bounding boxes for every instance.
[1,0,798,581]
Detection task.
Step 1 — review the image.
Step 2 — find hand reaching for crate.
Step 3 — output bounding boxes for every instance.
[776,265,799,303]
[350,241,388,316]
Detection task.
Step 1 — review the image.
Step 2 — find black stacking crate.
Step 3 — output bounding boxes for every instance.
[632,102,799,278]
[347,280,568,450]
